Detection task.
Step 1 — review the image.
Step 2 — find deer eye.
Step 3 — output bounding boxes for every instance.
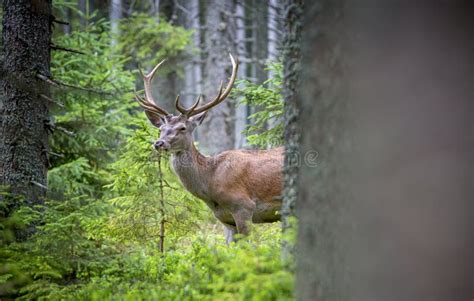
[179,127,186,132]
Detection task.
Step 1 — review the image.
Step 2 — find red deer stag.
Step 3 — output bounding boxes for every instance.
[135,54,283,243]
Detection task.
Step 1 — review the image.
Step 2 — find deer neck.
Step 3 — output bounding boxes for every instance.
[171,144,213,200]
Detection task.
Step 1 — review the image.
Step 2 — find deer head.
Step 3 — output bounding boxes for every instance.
[135,54,239,152]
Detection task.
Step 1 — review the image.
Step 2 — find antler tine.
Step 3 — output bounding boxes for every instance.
[175,95,185,115]
[138,59,170,116]
[176,94,202,116]
[187,94,202,115]
[135,93,157,112]
[188,53,239,117]
[135,90,170,116]
[142,60,166,101]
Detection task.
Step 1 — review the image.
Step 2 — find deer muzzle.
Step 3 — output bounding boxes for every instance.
[153,140,170,151]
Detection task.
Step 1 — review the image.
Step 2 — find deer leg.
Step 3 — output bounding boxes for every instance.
[231,209,254,236]
[223,224,237,245]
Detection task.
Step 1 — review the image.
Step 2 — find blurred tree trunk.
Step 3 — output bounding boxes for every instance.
[190,0,202,101]
[296,1,473,300]
[243,0,255,81]
[267,0,280,76]
[199,0,236,154]
[151,0,160,16]
[233,0,248,148]
[62,8,72,34]
[152,0,182,112]
[181,0,202,108]
[0,0,52,237]
[280,0,303,263]
[265,0,282,144]
[252,0,268,84]
[109,0,122,46]
[296,2,350,299]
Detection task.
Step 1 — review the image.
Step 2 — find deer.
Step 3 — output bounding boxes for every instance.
[135,54,283,244]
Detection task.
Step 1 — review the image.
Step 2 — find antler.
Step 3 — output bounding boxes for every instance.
[135,59,170,116]
[175,53,239,117]
[175,94,202,116]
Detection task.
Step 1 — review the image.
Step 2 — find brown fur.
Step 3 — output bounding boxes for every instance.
[170,142,283,242]
[147,113,283,242]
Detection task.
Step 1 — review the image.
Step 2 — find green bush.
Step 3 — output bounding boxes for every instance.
[234,63,284,148]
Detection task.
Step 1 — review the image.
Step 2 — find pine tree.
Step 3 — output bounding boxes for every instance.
[280,0,303,262]
[0,0,52,234]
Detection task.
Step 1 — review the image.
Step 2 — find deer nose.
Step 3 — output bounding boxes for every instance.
[153,140,165,150]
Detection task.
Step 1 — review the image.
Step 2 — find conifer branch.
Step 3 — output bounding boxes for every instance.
[36,73,111,95]
[50,43,86,55]
[40,94,65,108]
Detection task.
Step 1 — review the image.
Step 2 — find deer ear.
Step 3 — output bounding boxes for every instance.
[189,111,208,126]
[144,111,165,127]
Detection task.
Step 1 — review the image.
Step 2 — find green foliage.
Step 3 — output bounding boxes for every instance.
[49,19,136,201]
[103,121,209,244]
[52,0,78,12]
[1,200,291,300]
[235,63,284,147]
[74,231,292,301]
[117,13,194,74]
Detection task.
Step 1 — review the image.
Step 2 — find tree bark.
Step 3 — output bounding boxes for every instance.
[280,0,303,262]
[199,0,236,154]
[0,0,52,226]
[296,1,473,300]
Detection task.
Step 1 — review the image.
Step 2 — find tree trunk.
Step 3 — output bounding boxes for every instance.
[190,0,202,101]
[199,0,236,154]
[152,0,184,112]
[280,0,303,263]
[109,0,122,47]
[296,1,473,300]
[62,8,72,35]
[151,0,160,16]
[252,0,268,84]
[233,0,247,148]
[0,0,52,231]
[267,0,280,75]
[182,0,202,108]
